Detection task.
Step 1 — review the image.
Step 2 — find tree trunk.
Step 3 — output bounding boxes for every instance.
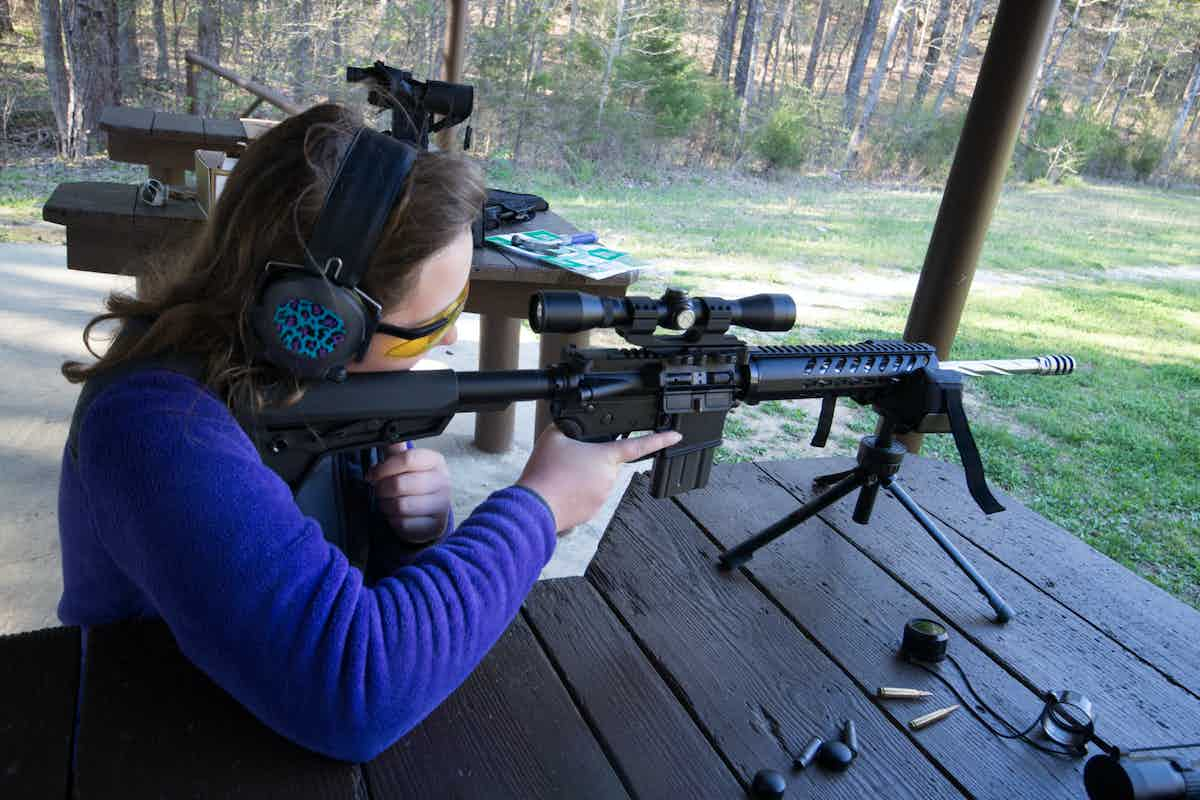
[760,0,794,95]
[596,0,625,117]
[712,0,742,82]
[1080,0,1128,110]
[931,0,983,116]
[821,14,856,99]
[290,0,312,102]
[734,0,761,99]
[151,0,167,81]
[39,0,75,155]
[1158,49,1200,176]
[195,0,219,115]
[910,0,950,109]
[1024,0,1081,139]
[895,5,916,103]
[735,0,762,145]
[803,0,830,89]
[0,0,14,33]
[63,0,121,155]
[117,0,140,97]
[845,0,909,169]
[843,0,884,128]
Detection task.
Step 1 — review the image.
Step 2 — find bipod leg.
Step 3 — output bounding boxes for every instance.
[813,467,856,488]
[883,478,1015,624]
[718,470,863,570]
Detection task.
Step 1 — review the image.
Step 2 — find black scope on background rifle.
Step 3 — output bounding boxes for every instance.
[246,289,1073,506]
[346,61,474,149]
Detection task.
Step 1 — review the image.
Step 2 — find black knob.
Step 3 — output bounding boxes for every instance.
[818,740,855,772]
[751,769,787,799]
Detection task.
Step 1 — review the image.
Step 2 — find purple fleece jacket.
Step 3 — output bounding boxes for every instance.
[57,370,557,762]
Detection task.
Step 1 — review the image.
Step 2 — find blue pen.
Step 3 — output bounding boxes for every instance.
[562,232,598,245]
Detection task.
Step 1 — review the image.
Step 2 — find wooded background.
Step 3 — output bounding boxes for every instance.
[2,0,1200,183]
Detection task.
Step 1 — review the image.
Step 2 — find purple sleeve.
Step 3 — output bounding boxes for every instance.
[75,373,557,762]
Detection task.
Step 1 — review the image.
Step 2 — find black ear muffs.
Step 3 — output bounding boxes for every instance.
[248,127,418,381]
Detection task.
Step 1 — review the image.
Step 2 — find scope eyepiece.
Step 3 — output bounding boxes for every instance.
[529,289,795,336]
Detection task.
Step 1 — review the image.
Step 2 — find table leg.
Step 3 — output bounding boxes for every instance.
[473,313,522,453]
[535,332,589,438]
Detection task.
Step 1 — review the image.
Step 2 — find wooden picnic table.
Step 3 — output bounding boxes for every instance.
[4,454,1199,798]
[42,180,637,453]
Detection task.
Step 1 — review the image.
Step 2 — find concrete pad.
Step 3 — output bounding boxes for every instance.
[0,244,633,634]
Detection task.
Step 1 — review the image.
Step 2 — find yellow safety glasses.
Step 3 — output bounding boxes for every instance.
[376,283,469,359]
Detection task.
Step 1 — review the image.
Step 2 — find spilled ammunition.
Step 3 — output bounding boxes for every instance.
[909,704,960,730]
[877,686,934,699]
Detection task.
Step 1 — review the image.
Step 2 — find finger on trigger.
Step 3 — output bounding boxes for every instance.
[617,430,683,463]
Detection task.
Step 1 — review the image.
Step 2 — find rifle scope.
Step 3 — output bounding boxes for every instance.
[530,289,796,336]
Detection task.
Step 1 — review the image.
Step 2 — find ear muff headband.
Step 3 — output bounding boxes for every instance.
[251,127,418,381]
[306,128,418,287]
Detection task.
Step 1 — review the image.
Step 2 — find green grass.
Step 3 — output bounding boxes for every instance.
[500,167,1200,278]
[791,280,1200,608]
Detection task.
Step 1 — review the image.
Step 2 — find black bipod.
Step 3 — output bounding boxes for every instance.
[717,424,1014,624]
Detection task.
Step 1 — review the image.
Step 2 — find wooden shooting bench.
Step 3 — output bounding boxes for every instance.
[42,106,637,453]
[4,455,1198,799]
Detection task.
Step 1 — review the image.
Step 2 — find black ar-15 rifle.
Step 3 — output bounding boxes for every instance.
[244,289,1074,622]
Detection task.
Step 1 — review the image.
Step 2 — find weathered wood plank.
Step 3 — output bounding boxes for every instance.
[132,192,206,237]
[99,106,155,135]
[65,227,158,276]
[523,577,745,798]
[150,111,206,143]
[588,476,963,799]
[365,615,629,799]
[42,182,136,228]
[0,626,80,800]
[676,462,1084,798]
[761,457,1200,754]
[75,619,361,799]
[898,456,1200,699]
[203,117,247,150]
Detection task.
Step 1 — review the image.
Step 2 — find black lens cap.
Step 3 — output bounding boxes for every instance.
[901,618,949,663]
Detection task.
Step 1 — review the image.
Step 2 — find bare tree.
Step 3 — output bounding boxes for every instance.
[596,0,625,117]
[1024,0,1083,140]
[712,0,742,82]
[845,0,909,169]
[117,0,141,97]
[0,0,15,34]
[195,0,219,114]
[1081,0,1129,109]
[931,0,984,116]
[290,0,312,101]
[843,0,884,128]
[734,0,761,99]
[152,0,168,81]
[910,0,950,108]
[1158,47,1200,176]
[759,0,794,101]
[38,0,76,155]
[803,0,830,89]
[63,0,121,155]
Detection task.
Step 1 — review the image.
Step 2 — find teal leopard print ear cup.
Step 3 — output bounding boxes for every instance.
[273,299,348,359]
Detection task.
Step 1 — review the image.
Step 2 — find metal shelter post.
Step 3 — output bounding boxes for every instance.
[899,0,1060,452]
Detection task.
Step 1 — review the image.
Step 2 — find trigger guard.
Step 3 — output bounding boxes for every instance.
[556,418,584,439]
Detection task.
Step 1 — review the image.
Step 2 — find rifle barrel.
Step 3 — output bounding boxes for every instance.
[940,355,1075,377]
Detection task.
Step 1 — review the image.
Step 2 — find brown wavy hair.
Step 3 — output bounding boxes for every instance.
[62,103,486,412]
